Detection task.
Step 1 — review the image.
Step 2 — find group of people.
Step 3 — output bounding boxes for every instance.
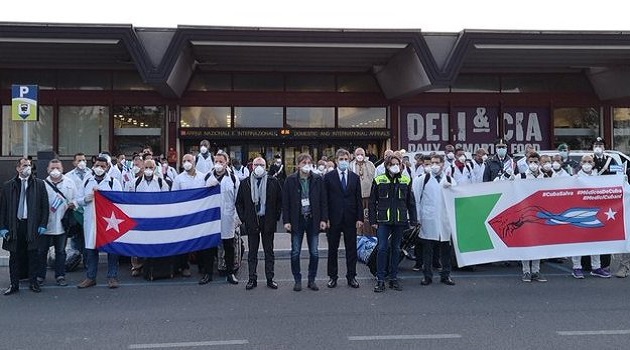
[1,136,628,296]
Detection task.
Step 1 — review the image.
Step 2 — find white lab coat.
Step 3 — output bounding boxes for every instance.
[65,167,93,191]
[132,175,169,192]
[233,166,250,182]
[471,161,486,184]
[77,175,123,249]
[205,171,240,239]
[195,153,214,173]
[412,173,457,242]
[450,161,474,186]
[552,168,571,178]
[172,170,207,190]
[43,175,78,235]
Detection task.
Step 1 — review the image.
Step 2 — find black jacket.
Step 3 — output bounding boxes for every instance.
[324,169,363,228]
[282,172,328,233]
[483,155,519,182]
[368,173,417,226]
[1,176,49,252]
[235,176,282,235]
[268,163,286,185]
[594,154,617,175]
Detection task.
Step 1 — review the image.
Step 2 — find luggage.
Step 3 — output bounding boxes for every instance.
[217,225,245,275]
[357,236,377,264]
[143,257,175,281]
[47,245,82,272]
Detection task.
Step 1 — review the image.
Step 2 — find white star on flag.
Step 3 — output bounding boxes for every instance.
[605,208,617,221]
[103,211,125,232]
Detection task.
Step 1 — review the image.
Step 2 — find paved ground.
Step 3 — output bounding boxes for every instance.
[1,241,630,350]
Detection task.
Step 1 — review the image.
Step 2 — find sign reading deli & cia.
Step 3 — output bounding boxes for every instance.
[400,106,550,154]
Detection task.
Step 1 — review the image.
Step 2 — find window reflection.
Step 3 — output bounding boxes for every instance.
[2,105,54,156]
[180,107,231,128]
[553,107,600,150]
[338,107,387,128]
[59,106,109,155]
[234,107,283,128]
[286,107,334,128]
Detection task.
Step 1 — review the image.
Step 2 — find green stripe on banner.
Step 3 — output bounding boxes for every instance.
[455,194,501,253]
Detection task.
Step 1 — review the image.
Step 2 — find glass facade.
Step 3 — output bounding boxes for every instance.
[180,106,231,128]
[613,108,630,155]
[286,107,334,128]
[234,107,283,128]
[553,107,600,150]
[58,106,109,156]
[113,106,165,155]
[338,107,387,128]
[2,105,54,156]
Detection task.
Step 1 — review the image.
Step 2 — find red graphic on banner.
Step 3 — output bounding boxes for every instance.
[94,192,137,248]
[489,187,625,247]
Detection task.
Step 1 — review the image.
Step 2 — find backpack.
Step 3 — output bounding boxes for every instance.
[84,178,114,189]
[135,176,165,191]
[205,171,237,190]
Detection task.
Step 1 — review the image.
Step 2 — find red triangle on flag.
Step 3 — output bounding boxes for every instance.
[94,191,137,248]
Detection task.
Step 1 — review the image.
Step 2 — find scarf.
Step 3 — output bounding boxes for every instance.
[250,173,268,216]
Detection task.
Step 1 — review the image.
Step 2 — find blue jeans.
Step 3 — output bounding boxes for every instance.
[85,249,119,280]
[376,224,404,282]
[38,234,68,279]
[290,216,319,282]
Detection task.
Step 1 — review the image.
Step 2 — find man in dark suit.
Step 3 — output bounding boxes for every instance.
[324,149,363,288]
[0,158,49,295]
[283,153,328,292]
[235,157,283,290]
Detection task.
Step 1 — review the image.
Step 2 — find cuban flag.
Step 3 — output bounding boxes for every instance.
[94,187,221,257]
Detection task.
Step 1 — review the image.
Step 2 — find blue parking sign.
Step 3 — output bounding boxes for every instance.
[12,84,38,121]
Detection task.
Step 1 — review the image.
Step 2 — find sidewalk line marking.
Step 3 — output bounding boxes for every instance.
[348,334,461,341]
[128,340,248,349]
[557,330,630,336]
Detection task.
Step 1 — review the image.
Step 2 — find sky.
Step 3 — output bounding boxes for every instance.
[2,0,629,32]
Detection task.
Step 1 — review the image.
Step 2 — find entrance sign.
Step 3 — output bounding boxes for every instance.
[12,85,38,121]
[443,176,630,267]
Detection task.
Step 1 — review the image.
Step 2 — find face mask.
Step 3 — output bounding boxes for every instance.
[481,155,488,162]
[552,162,561,170]
[389,165,401,174]
[144,169,154,177]
[50,169,62,178]
[338,160,349,171]
[528,163,539,172]
[276,160,282,165]
[559,151,568,159]
[131,166,141,175]
[424,165,431,174]
[446,152,455,160]
[582,163,593,172]
[200,146,208,154]
[356,155,365,162]
[430,164,441,175]
[77,160,86,170]
[183,161,193,171]
[162,163,169,169]
[93,167,105,177]
[21,166,32,177]
[497,148,507,158]
[458,155,466,163]
[594,147,603,156]
[317,165,325,172]
[214,163,225,173]
[254,166,266,177]
[542,163,552,172]
[301,164,313,174]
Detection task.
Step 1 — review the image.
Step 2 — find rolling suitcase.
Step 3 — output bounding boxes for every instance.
[217,226,245,275]
[143,256,175,281]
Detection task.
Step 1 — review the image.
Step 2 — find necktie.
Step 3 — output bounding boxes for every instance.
[341,171,347,191]
[17,180,26,219]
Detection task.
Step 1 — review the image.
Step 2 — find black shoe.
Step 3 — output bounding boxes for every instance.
[389,280,402,291]
[198,274,211,285]
[440,277,455,286]
[307,281,319,291]
[293,281,302,292]
[420,278,433,286]
[266,280,278,289]
[3,286,18,296]
[226,274,239,285]
[245,279,257,290]
[29,283,41,293]
[373,281,386,293]
[347,278,360,289]
[327,278,337,288]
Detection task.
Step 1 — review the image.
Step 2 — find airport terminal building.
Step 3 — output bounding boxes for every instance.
[2,23,630,176]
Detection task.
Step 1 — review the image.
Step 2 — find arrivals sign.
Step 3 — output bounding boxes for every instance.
[400,106,549,154]
[11,85,38,121]
[443,176,629,267]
